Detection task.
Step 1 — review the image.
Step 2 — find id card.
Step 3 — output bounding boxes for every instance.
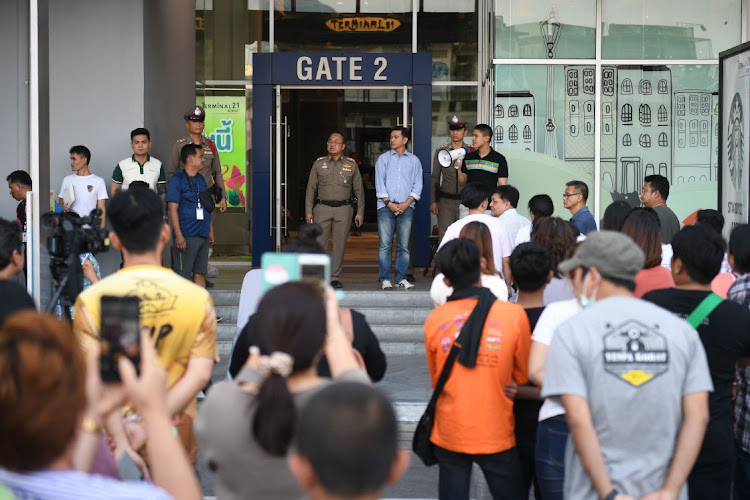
[196,208,205,220]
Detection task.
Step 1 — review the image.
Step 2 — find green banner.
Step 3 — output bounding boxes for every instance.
[205,96,247,208]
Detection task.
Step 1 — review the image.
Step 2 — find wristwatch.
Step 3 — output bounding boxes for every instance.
[603,489,618,500]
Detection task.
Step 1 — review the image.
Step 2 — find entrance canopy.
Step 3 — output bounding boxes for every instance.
[251,52,432,267]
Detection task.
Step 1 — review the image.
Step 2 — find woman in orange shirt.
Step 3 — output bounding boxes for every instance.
[622,207,675,298]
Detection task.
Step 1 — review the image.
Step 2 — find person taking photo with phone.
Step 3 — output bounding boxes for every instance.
[73,187,218,477]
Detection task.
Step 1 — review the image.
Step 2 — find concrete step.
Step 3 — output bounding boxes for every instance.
[208,289,434,309]
[214,304,433,329]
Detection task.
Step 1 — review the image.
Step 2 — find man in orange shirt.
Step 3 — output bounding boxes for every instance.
[424,238,531,499]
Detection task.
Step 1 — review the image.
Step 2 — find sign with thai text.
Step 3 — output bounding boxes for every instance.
[204,95,247,209]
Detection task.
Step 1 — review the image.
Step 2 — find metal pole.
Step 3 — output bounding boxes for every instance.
[275,85,282,251]
[29,0,41,306]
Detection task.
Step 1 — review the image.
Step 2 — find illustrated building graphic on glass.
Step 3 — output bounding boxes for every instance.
[494,91,535,152]
[672,90,719,184]
[615,65,673,202]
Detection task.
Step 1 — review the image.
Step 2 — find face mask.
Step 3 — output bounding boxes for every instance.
[578,271,600,309]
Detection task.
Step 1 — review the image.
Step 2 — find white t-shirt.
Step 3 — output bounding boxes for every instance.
[438,213,514,273]
[498,209,531,248]
[430,272,509,306]
[59,173,108,217]
[515,225,531,246]
[531,298,581,421]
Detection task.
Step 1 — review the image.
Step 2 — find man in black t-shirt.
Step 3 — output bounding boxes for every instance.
[508,242,552,500]
[643,225,750,500]
[0,218,35,326]
[6,171,32,277]
[457,124,508,218]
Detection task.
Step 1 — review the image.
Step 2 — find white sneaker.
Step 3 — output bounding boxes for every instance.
[381,280,393,290]
[397,279,414,290]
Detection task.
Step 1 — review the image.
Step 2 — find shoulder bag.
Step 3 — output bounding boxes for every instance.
[412,327,467,466]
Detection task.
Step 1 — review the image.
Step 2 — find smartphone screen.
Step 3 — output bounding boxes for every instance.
[100,295,141,382]
[300,263,326,288]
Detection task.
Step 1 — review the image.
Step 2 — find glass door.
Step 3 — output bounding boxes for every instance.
[271,86,411,251]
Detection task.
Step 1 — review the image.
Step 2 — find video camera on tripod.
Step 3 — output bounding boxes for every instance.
[42,209,110,314]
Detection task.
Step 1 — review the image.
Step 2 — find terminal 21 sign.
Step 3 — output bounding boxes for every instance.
[265,53,427,86]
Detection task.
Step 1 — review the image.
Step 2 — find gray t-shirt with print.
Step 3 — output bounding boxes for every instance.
[542,296,713,500]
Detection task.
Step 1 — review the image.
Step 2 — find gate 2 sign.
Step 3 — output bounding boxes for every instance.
[267,53,421,86]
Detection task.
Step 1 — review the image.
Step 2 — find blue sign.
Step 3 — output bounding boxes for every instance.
[266,53,419,85]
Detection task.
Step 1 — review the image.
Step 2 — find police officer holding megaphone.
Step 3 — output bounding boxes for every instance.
[430,115,474,243]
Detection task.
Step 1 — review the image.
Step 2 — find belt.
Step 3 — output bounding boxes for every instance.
[317,199,352,207]
[439,190,461,200]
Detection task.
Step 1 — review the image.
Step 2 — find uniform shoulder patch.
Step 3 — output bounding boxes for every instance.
[343,156,357,164]
[176,138,187,143]
[316,156,327,161]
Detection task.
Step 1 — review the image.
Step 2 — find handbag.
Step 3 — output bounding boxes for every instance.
[412,328,467,466]
[186,172,216,213]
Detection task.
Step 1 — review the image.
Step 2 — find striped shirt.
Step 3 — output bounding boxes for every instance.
[728,273,750,453]
[461,148,508,191]
[0,468,171,500]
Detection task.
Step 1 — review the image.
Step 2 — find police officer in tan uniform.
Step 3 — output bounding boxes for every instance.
[430,115,472,242]
[304,132,364,289]
[167,105,228,212]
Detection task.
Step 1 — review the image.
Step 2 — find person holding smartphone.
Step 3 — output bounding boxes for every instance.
[304,132,364,290]
[73,188,218,474]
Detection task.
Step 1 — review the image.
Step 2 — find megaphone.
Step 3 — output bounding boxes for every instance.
[438,147,469,168]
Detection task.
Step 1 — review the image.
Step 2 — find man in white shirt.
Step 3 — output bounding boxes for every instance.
[490,185,530,249]
[111,128,166,197]
[438,182,513,285]
[58,145,108,228]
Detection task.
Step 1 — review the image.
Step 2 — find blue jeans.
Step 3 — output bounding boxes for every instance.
[535,415,568,500]
[377,206,413,283]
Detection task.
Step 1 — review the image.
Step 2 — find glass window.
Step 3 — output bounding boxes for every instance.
[639,80,652,95]
[419,3,478,81]
[496,125,504,141]
[599,65,718,228]
[622,79,632,94]
[431,85,478,151]
[509,105,519,117]
[495,104,505,118]
[275,2,412,52]
[197,0,268,81]
[494,0,596,59]
[495,65,594,218]
[602,0,741,59]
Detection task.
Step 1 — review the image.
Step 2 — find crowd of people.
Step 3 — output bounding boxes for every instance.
[2,108,750,500]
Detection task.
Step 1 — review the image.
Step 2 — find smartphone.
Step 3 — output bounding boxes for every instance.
[261,253,331,295]
[100,295,141,382]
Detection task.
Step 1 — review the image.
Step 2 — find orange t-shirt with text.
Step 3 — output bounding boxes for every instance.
[424,298,531,455]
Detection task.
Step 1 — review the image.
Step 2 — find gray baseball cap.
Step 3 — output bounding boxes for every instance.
[558,230,645,281]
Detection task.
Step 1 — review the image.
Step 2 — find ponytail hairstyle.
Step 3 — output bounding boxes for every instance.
[251,282,326,456]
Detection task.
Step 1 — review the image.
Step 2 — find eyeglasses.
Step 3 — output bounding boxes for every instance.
[327,140,343,145]
[562,192,582,198]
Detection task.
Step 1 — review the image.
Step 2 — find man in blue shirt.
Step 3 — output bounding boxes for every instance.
[564,180,597,236]
[375,127,423,290]
[167,143,212,287]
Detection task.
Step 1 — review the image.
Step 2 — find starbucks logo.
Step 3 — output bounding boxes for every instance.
[728,93,744,190]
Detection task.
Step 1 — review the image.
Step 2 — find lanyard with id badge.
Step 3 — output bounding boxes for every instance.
[187,174,205,220]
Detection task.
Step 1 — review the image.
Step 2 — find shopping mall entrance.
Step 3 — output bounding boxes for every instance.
[251,53,432,268]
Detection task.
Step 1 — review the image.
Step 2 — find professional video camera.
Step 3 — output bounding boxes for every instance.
[42,209,110,315]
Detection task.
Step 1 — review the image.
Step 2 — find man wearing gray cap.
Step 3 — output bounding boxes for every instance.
[167,105,227,212]
[430,115,473,242]
[542,231,712,500]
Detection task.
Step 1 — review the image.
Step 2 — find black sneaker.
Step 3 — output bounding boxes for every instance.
[330,280,343,289]
[206,280,215,288]
[216,316,223,323]
[406,273,416,283]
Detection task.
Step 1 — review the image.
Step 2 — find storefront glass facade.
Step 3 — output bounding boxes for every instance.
[195,0,746,231]
[494,0,743,222]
